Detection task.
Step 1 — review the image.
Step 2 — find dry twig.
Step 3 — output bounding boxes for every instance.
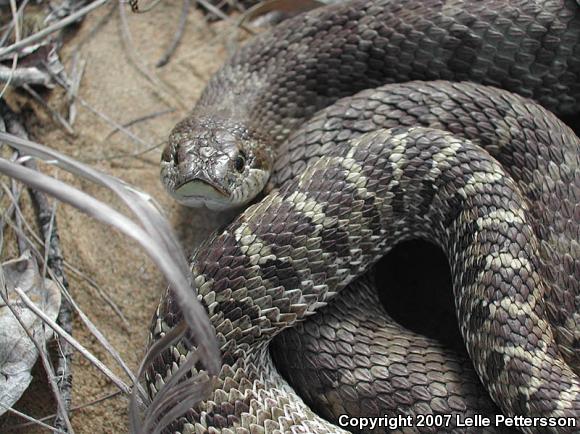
[156,0,190,67]
[196,0,230,20]
[0,0,109,58]
[117,0,186,109]
[102,108,175,142]
[0,64,52,87]
[11,284,130,393]
[0,405,68,433]
[3,390,123,432]
[0,101,75,431]
[0,0,22,101]
[66,53,87,126]
[22,84,75,134]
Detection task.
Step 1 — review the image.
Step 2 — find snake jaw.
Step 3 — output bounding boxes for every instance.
[173,177,231,210]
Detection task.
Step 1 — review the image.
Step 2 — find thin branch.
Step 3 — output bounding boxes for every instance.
[102,108,174,142]
[0,254,75,434]
[0,0,31,47]
[0,65,52,87]
[3,390,123,432]
[156,0,190,68]
[117,0,186,109]
[12,285,131,394]
[196,0,229,20]
[9,175,26,253]
[22,84,75,135]
[0,405,68,434]
[0,0,109,58]
[0,0,21,100]
[66,53,87,125]
[0,101,75,430]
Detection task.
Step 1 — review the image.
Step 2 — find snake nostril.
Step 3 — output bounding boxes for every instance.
[161,144,173,164]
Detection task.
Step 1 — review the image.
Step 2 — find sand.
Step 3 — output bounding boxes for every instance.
[0,3,238,433]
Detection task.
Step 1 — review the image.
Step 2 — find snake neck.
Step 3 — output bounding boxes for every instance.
[196,67,291,146]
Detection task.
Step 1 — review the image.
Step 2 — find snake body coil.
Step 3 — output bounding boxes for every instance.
[150,1,580,433]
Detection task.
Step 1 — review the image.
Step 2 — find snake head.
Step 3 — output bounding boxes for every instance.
[161,115,274,210]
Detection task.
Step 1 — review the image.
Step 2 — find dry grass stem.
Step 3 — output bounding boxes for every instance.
[156,0,190,67]
[117,0,186,109]
[1,405,68,433]
[3,390,123,432]
[63,261,130,329]
[66,53,87,125]
[0,0,21,100]
[0,0,109,58]
[0,256,75,433]
[0,65,52,87]
[196,0,230,20]
[102,108,174,142]
[22,84,75,134]
[12,284,131,393]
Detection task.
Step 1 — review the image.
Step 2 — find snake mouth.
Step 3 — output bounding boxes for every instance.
[173,179,232,209]
[175,179,229,200]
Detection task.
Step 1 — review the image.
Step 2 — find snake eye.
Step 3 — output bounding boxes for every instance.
[234,151,246,173]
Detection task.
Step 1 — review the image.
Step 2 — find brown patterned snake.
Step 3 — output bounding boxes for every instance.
[148,1,580,433]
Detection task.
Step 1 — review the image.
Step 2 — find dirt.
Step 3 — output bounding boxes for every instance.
[0,3,239,433]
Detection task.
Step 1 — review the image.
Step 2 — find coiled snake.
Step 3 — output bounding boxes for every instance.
[149,1,580,433]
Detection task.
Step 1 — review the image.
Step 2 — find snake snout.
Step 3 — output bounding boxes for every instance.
[169,149,238,209]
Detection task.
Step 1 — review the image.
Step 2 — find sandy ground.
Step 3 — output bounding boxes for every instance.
[0,3,239,433]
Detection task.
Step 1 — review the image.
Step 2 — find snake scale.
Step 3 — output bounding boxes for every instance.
[147,1,580,433]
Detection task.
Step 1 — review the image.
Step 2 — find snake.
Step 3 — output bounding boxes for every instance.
[148,0,580,433]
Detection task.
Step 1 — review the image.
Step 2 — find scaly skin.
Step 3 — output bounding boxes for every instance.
[148,84,580,431]
[150,0,580,432]
[161,0,580,208]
